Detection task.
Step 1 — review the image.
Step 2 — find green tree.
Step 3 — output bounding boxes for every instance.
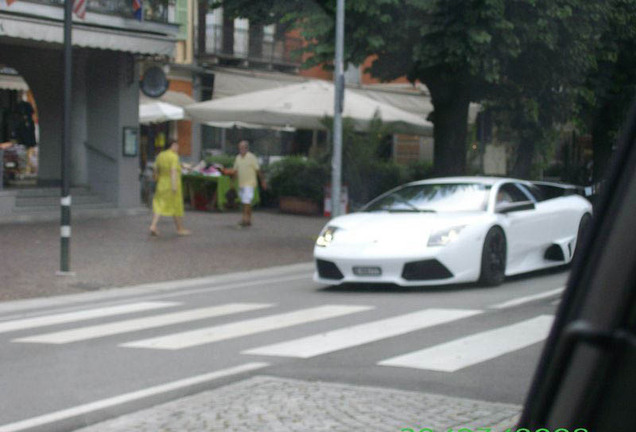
[576,0,636,182]
[211,0,521,175]
[210,0,608,178]
[487,0,607,178]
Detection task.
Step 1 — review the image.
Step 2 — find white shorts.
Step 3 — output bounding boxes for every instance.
[239,186,254,205]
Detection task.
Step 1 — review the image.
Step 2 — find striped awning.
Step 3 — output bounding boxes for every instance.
[0,13,176,56]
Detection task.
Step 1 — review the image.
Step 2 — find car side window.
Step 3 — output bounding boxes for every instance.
[518,183,545,202]
[497,183,529,204]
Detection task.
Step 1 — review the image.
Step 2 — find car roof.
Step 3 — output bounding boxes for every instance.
[406,176,524,187]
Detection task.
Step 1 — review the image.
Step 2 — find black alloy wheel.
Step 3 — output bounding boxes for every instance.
[479,227,507,286]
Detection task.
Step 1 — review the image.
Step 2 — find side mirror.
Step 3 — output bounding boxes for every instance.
[496,200,536,214]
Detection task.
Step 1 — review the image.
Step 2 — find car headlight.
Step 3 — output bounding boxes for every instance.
[316,226,338,247]
[427,225,466,247]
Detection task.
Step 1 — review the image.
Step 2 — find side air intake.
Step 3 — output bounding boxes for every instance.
[544,244,566,261]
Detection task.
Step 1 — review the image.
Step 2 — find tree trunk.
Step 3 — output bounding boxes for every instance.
[511,138,535,179]
[249,23,264,61]
[592,104,614,184]
[426,80,471,176]
[222,15,234,55]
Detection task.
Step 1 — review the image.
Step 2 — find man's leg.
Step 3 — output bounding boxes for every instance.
[241,203,250,225]
[245,204,252,225]
[239,187,253,227]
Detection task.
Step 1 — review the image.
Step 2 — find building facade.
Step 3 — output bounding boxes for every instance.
[0,0,179,210]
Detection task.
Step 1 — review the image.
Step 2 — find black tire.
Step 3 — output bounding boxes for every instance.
[573,213,592,261]
[479,227,507,287]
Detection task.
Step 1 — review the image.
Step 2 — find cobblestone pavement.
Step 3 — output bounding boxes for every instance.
[73,376,521,432]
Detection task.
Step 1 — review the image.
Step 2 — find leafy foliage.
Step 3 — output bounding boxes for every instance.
[486,0,609,178]
[575,0,636,181]
[268,156,329,203]
[210,0,628,180]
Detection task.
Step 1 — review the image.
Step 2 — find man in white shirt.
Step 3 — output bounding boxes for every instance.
[229,140,266,227]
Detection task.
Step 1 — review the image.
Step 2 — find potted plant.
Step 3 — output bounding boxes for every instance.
[268,156,329,215]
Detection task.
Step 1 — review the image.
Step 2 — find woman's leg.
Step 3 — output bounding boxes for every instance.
[174,216,191,235]
[149,213,161,236]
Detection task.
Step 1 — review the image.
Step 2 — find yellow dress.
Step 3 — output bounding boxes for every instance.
[152,150,184,217]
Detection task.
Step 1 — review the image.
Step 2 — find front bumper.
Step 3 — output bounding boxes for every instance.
[313,240,482,287]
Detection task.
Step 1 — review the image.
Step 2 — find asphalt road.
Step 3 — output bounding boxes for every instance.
[0,263,569,432]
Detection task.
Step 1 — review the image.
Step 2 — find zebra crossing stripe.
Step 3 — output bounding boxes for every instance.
[379,315,554,372]
[0,302,180,334]
[13,303,273,344]
[121,305,373,350]
[490,287,564,309]
[243,308,482,358]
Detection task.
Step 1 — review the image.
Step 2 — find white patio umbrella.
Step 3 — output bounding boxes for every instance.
[205,120,295,132]
[139,101,185,124]
[185,80,432,135]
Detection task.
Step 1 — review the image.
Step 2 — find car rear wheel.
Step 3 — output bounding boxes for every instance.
[479,227,507,286]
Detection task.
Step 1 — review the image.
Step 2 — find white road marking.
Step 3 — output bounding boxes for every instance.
[121,305,373,350]
[243,308,482,358]
[0,362,269,432]
[0,264,313,318]
[13,303,273,344]
[0,302,180,335]
[490,287,565,309]
[380,315,554,372]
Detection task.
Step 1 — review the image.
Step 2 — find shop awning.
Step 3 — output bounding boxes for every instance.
[0,73,28,91]
[0,14,176,56]
[140,90,195,108]
[139,101,185,124]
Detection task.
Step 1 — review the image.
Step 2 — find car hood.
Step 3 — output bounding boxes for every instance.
[324,211,487,246]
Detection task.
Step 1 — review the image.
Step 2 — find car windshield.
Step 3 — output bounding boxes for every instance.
[363,183,491,212]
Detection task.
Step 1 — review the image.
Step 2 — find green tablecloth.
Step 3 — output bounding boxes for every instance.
[182,174,260,211]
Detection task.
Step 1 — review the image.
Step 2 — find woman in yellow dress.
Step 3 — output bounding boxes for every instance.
[149,140,191,236]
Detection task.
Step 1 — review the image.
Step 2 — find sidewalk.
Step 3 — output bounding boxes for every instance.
[0,208,327,302]
[73,376,521,432]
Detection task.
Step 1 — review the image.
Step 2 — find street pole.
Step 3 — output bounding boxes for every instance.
[331,0,345,217]
[59,0,73,275]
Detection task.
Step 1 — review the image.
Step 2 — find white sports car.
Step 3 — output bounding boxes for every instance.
[314,177,593,287]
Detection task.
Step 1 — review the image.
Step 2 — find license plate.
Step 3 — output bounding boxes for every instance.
[353,266,382,276]
[5,162,16,168]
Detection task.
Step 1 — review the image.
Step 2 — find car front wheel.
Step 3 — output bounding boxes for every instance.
[479,227,507,287]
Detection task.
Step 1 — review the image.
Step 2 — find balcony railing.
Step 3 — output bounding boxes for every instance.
[18,0,171,23]
[204,25,303,67]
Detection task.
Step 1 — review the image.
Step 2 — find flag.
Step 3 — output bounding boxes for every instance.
[73,0,86,19]
[133,0,143,21]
